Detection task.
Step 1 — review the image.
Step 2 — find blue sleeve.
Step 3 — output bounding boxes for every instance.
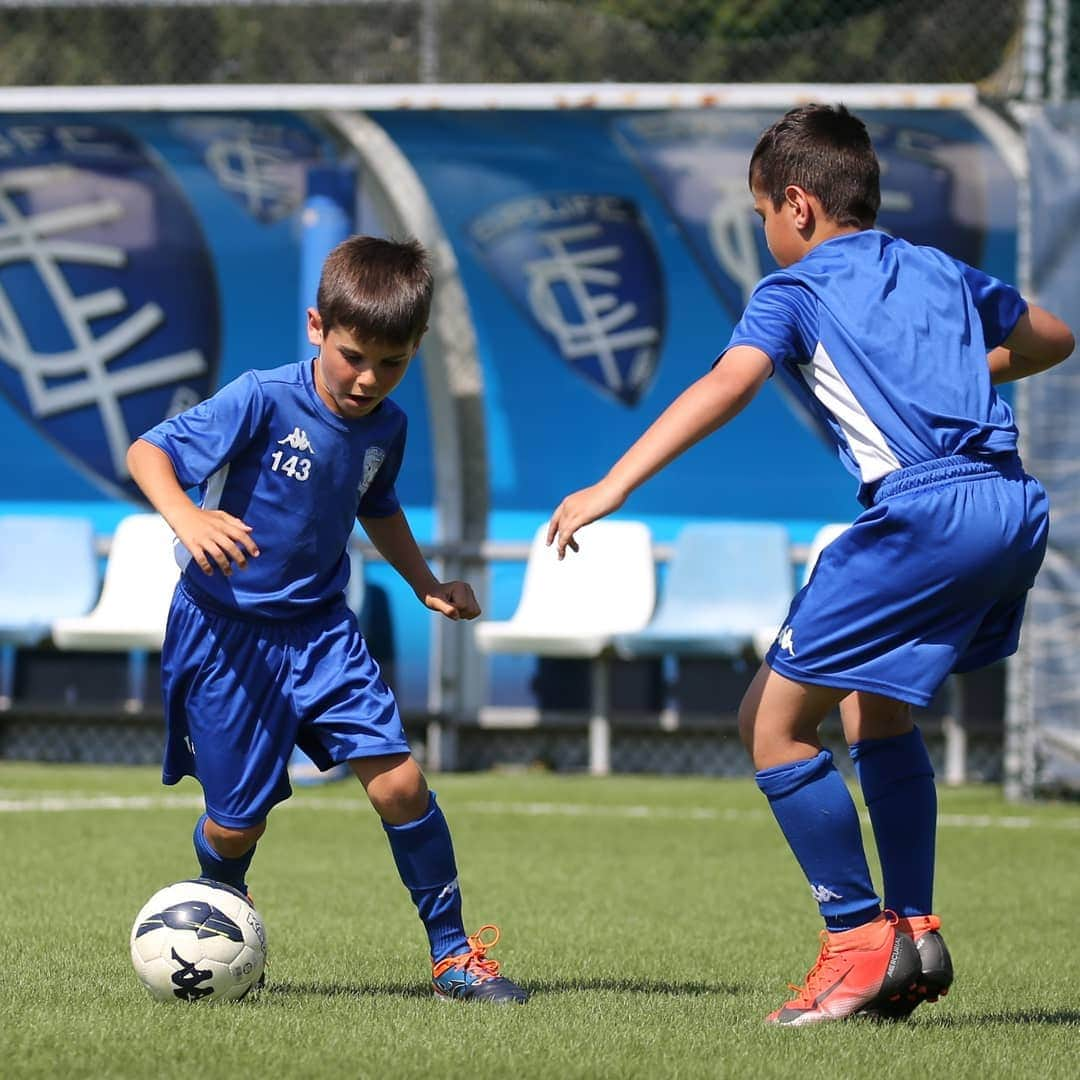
[138,372,264,489]
[357,414,406,519]
[715,278,819,370]
[954,260,1028,350]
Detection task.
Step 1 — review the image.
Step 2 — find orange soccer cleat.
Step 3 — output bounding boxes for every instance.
[766,911,920,1026]
[860,913,953,1020]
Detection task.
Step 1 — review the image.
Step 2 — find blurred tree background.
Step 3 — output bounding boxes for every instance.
[0,0,1036,89]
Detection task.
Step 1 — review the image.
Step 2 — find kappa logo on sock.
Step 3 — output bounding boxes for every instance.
[437,878,460,901]
[810,883,843,903]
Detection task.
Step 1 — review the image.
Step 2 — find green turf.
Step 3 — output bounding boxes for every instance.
[2,763,1078,1079]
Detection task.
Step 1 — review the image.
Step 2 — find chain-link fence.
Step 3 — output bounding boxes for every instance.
[0,0,1052,90]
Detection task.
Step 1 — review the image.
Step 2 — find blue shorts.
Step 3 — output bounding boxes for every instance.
[161,579,410,828]
[767,454,1049,706]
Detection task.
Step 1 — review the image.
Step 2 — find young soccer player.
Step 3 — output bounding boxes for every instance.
[127,235,527,1004]
[547,105,1073,1025]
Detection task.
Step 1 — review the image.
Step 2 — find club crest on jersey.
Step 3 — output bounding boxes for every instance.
[468,193,665,406]
[0,120,219,499]
[613,111,990,322]
[358,446,386,500]
[171,115,322,223]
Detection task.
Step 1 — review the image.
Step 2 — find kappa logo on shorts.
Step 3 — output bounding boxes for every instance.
[0,121,219,499]
[776,626,796,657]
[468,192,665,406]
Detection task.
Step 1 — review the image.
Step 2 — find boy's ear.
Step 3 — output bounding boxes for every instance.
[306,308,324,347]
[785,184,815,230]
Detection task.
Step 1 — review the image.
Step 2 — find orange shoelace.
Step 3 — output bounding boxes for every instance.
[784,931,847,1006]
[433,924,503,981]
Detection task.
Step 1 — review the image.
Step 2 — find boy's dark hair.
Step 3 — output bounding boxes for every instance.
[317,235,433,343]
[749,104,880,228]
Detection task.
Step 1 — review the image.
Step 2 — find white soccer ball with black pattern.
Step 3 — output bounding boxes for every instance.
[130,879,267,1003]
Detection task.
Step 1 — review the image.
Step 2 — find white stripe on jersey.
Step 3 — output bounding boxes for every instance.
[802,342,901,484]
[174,463,232,572]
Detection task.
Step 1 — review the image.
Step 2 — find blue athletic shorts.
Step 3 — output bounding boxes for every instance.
[161,579,410,828]
[766,453,1049,706]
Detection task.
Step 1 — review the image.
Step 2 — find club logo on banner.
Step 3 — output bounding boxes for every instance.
[172,116,322,223]
[614,111,988,321]
[0,120,219,498]
[469,193,665,406]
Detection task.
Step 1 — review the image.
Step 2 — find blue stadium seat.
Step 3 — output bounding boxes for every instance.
[0,514,100,707]
[614,521,793,662]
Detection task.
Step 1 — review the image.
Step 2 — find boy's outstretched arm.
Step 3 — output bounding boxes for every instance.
[125,439,258,577]
[989,304,1075,384]
[547,346,772,559]
[359,509,481,621]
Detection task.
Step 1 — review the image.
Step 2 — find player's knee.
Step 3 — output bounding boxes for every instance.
[204,817,265,858]
[367,769,430,825]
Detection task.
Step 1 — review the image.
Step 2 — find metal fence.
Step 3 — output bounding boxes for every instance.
[0,0,1059,92]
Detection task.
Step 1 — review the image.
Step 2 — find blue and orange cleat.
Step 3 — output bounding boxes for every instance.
[766,911,920,1026]
[431,925,529,1004]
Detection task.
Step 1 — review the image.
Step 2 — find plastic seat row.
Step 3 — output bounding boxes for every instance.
[0,512,369,714]
[0,513,180,710]
[475,520,849,774]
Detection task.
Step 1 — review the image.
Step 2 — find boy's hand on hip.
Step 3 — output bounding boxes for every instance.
[423,581,481,621]
[173,506,259,577]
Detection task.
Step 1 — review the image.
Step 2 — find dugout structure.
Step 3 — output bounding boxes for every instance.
[0,80,1074,794]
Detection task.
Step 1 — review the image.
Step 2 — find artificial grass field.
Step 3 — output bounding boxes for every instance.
[2,762,1078,1079]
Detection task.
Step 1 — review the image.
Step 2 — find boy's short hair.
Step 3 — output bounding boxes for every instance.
[317,235,433,344]
[749,104,881,228]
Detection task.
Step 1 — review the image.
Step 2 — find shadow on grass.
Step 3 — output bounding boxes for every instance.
[268,977,744,1000]
[919,1009,1080,1027]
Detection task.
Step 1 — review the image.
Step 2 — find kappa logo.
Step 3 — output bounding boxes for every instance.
[776,625,796,657]
[172,116,324,223]
[278,427,314,453]
[0,121,219,499]
[357,446,386,500]
[469,193,665,406]
[810,884,843,903]
[436,878,459,901]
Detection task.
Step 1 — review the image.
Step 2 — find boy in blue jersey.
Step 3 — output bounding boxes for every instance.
[548,105,1073,1025]
[127,236,527,1004]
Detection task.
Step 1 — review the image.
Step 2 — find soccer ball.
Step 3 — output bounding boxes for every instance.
[130,879,267,1003]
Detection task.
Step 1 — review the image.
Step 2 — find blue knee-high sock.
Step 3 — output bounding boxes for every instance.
[383,792,469,962]
[192,814,255,894]
[756,750,881,932]
[849,725,936,918]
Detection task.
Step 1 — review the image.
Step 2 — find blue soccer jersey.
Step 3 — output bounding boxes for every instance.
[721,231,1027,503]
[140,359,406,618]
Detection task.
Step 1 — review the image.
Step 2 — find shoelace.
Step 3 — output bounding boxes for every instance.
[436,924,503,981]
[785,930,846,1005]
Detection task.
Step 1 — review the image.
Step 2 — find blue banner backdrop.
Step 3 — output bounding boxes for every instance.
[0,108,1018,711]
